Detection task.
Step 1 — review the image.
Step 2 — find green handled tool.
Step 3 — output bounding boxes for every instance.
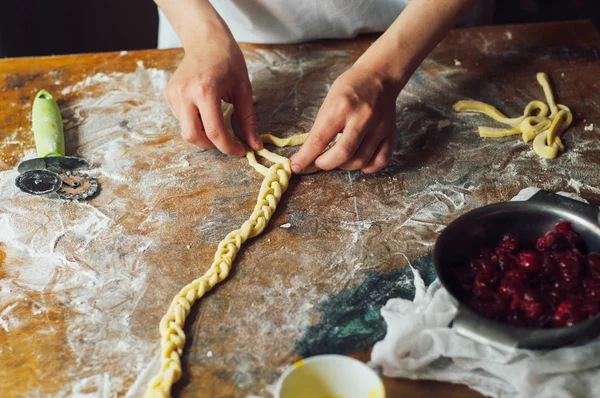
[15,90,98,200]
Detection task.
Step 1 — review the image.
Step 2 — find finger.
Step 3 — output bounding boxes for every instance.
[339,123,386,171]
[179,104,215,150]
[290,111,344,173]
[361,133,395,174]
[165,94,178,120]
[314,122,366,171]
[196,93,246,157]
[164,86,182,121]
[233,83,262,151]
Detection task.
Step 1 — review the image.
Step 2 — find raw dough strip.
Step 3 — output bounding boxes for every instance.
[452,99,548,127]
[478,126,521,137]
[520,117,552,142]
[261,132,310,147]
[453,73,573,159]
[545,109,571,148]
[145,106,315,397]
[533,130,564,159]
[549,104,573,143]
[537,72,559,116]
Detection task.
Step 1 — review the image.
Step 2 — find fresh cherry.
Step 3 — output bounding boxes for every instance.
[496,251,517,272]
[587,253,600,279]
[583,278,600,302]
[498,233,519,253]
[473,275,493,298]
[518,250,540,274]
[552,298,586,328]
[553,251,581,281]
[555,221,572,234]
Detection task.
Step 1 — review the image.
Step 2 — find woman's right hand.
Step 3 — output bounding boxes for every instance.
[164,26,262,156]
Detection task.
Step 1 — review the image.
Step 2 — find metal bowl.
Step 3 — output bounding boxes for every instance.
[434,190,600,350]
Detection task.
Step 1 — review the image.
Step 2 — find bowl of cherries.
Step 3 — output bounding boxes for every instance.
[435,190,600,350]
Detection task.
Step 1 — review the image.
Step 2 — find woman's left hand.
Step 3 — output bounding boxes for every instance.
[290,64,402,174]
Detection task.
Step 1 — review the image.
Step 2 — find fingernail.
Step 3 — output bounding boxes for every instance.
[291,164,301,174]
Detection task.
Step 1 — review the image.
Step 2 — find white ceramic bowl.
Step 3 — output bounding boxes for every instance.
[274,354,385,398]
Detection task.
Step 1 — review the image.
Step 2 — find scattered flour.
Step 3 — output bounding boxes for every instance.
[61,73,113,95]
[585,123,594,131]
[0,63,175,396]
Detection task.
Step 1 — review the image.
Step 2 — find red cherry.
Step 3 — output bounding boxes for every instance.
[566,313,587,327]
[470,257,483,274]
[583,278,600,302]
[473,275,493,298]
[520,291,548,324]
[555,221,572,234]
[541,232,568,251]
[587,253,600,278]
[564,231,583,250]
[498,276,525,297]
[480,258,499,278]
[536,237,548,252]
[481,248,495,261]
[570,248,586,267]
[496,251,517,273]
[498,233,519,253]
[552,278,579,294]
[581,303,600,319]
[554,251,581,280]
[546,288,566,310]
[552,298,586,328]
[505,268,529,281]
[518,250,540,274]
[510,294,521,312]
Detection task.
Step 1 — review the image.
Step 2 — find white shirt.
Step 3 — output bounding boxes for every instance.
[158,0,493,48]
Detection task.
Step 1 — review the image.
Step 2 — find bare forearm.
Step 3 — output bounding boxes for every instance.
[154,0,231,49]
[356,0,476,89]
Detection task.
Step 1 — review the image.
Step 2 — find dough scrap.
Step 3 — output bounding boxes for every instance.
[453,73,573,159]
[533,130,564,159]
[144,104,322,397]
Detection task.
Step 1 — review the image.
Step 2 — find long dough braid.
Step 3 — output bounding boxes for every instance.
[144,157,292,397]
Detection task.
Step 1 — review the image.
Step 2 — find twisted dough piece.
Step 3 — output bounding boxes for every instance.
[453,73,573,159]
[144,103,318,397]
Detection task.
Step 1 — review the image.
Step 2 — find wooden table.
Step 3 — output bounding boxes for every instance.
[2,20,600,398]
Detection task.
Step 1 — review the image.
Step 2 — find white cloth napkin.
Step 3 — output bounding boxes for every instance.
[371,188,600,398]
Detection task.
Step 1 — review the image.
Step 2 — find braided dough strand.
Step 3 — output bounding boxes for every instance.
[144,103,315,397]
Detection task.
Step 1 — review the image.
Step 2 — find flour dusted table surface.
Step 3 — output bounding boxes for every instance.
[2,20,600,398]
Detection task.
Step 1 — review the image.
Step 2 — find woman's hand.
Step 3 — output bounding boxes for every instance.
[290,0,476,174]
[290,65,402,174]
[163,17,261,156]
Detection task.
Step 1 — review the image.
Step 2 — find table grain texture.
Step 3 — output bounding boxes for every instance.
[2,20,600,398]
